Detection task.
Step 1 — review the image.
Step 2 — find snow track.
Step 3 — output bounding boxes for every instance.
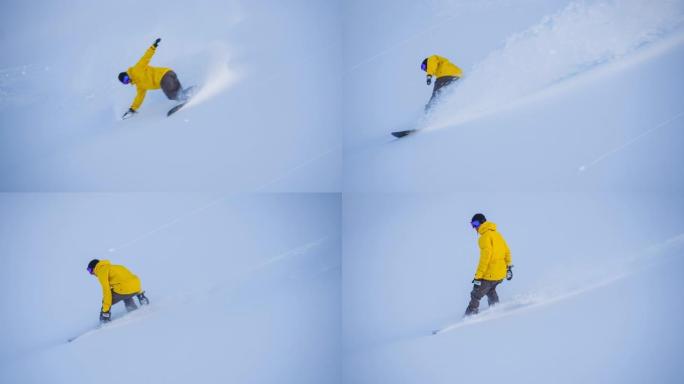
[426,0,684,131]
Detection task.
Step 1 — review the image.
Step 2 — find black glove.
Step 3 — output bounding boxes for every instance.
[100,310,111,323]
[122,108,137,120]
[426,75,432,86]
[506,265,514,281]
[472,279,482,286]
[153,38,161,48]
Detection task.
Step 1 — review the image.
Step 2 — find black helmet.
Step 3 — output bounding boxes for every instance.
[118,72,130,84]
[470,213,486,228]
[87,259,99,274]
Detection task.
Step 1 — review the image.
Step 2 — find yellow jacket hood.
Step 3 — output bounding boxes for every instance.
[93,259,111,275]
[477,221,497,235]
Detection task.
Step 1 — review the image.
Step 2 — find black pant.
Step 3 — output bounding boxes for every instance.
[426,76,459,111]
[160,71,183,100]
[465,279,502,316]
[112,291,139,312]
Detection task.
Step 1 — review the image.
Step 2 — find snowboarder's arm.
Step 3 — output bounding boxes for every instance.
[504,238,512,267]
[474,235,492,279]
[97,272,112,312]
[130,88,147,111]
[135,46,157,68]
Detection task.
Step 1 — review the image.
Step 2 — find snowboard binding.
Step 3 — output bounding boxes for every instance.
[137,292,150,306]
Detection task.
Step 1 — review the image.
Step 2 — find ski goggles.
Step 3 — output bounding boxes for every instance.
[122,75,131,84]
[87,267,94,274]
[421,62,427,71]
[471,220,481,229]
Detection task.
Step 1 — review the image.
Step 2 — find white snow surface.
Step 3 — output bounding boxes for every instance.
[343,0,684,192]
[2,0,684,383]
[0,0,342,191]
[0,193,341,384]
[343,193,684,383]
[340,0,684,383]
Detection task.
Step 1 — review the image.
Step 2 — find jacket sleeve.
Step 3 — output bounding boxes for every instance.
[503,237,512,267]
[135,46,156,68]
[426,56,439,76]
[130,88,147,111]
[474,234,492,279]
[98,272,112,312]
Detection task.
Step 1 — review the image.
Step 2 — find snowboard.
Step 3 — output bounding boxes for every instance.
[167,85,198,117]
[68,298,152,343]
[68,324,107,343]
[431,300,536,335]
[391,129,418,138]
[167,103,187,117]
[68,308,151,343]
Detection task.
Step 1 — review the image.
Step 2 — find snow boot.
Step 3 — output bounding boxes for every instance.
[180,85,197,102]
[124,297,138,312]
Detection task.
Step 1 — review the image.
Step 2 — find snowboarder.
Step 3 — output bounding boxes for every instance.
[390,55,463,137]
[464,213,513,316]
[87,259,149,324]
[118,38,188,119]
[421,55,462,111]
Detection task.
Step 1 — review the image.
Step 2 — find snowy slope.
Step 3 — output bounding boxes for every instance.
[342,0,684,192]
[0,193,340,384]
[0,0,342,191]
[3,0,684,383]
[341,0,684,382]
[343,193,684,383]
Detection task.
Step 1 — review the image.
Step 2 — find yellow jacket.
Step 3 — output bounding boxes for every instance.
[93,260,142,312]
[474,222,512,281]
[127,45,171,111]
[426,55,462,78]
